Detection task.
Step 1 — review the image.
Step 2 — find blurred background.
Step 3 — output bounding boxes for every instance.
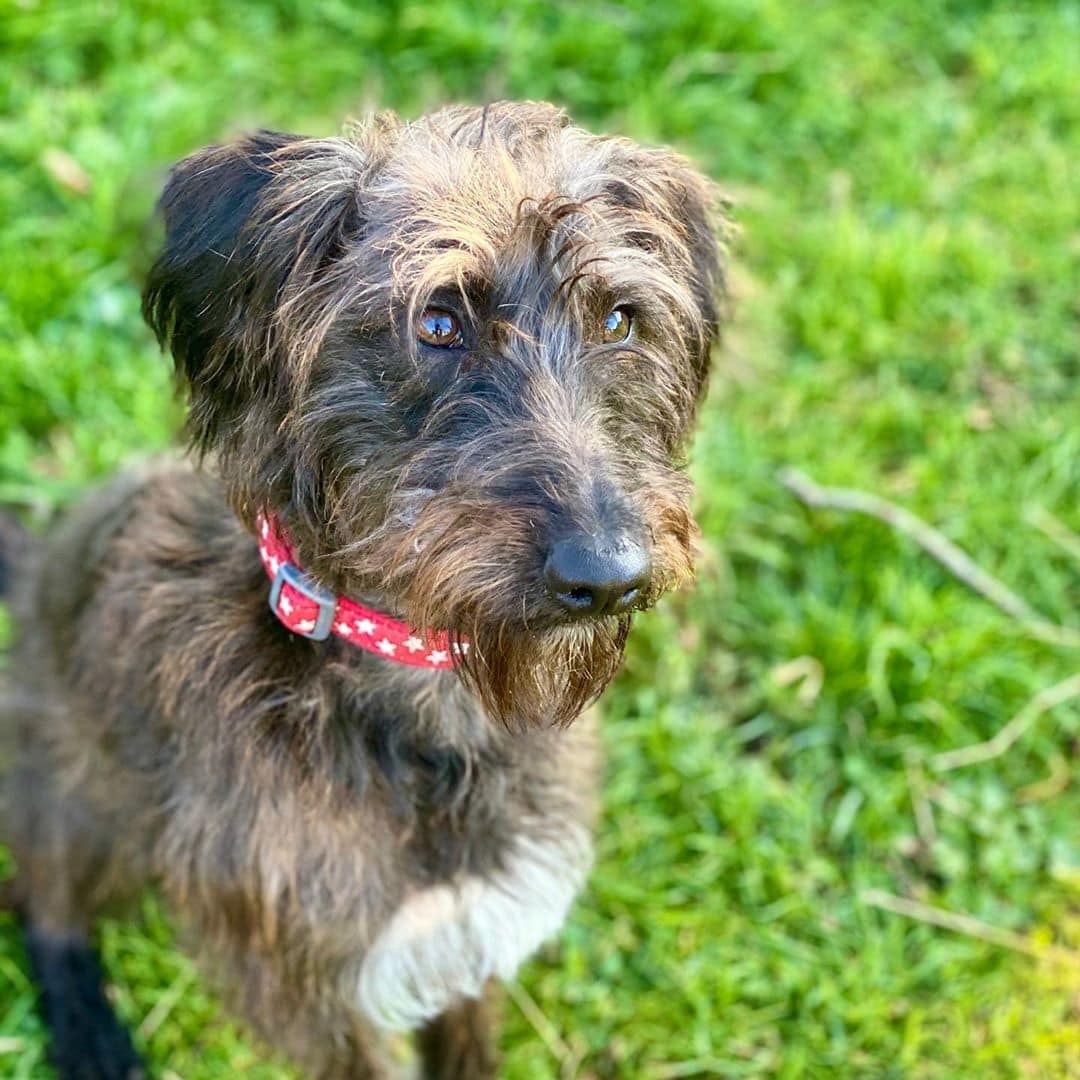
[2,1,1078,1076]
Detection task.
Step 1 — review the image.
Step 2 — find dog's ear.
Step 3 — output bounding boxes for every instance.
[668,162,728,377]
[143,130,370,450]
[603,146,730,410]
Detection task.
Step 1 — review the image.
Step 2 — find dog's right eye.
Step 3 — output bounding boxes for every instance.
[601,305,633,344]
[417,308,464,349]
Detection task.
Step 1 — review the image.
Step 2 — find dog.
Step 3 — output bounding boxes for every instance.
[0,100,727,1078]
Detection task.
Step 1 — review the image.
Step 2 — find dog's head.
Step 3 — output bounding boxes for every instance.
[144,101,728,728]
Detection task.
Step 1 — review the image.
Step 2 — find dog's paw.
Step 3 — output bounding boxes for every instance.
[24,925,147,1080]
[46,1009,146,1080]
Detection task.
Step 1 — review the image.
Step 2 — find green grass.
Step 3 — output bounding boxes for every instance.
[2,1,1079,1076]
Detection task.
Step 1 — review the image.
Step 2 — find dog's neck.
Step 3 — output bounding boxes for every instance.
[256,512,466,671]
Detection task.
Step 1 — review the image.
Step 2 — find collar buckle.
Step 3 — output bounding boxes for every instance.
[268,561,337,641]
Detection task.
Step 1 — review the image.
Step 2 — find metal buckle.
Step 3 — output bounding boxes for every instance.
[268,561,337,641]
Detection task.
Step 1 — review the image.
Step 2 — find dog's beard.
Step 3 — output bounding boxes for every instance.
[341,474,698,728]
[347,498,634,728]
[452,615,630,730]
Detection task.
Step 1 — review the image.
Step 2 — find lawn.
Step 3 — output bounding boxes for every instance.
[2,1,1079,1077]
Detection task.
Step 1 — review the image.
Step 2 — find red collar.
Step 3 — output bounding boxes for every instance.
[256,512,463,670]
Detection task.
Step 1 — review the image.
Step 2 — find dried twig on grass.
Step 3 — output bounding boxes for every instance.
[778,467,1080,649]
[137,968,197,1040]
[1026,505,1080,566]
[862,889,1080,968]
[930,672,1080,772]
[505,980,572,1073]
[1017,751,1070,803]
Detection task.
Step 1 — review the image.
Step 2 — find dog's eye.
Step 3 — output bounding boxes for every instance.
[417,308,464,349]
[601,306,633,344]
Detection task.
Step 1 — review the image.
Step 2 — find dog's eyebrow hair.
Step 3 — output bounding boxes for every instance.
[494,300,543,315]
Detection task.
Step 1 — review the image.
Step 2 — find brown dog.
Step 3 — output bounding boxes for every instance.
[0,101,727,1078]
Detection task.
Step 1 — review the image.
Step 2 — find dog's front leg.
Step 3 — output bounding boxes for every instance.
[20,914,144,1080]
[191,941,396,1080]
[4,751,147,1080]
[416,983,499,1080]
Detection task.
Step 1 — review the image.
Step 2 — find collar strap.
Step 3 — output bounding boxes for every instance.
[256,512,463,670]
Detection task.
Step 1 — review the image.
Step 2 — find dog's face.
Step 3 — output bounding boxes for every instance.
[145,101,727,727]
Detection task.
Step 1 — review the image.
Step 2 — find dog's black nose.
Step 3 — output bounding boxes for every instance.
[544,535,652,617]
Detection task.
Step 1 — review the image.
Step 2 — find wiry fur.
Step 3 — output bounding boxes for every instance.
[1,101,727,1078]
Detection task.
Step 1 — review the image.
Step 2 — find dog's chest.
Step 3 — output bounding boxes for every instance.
[354,822,592,1030]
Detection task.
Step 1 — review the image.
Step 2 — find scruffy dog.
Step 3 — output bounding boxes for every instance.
[0,101,726,1078]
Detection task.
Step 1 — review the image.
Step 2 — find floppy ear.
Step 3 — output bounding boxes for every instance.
[143,130,369,450]
[669,162,729,376]
[604,145,730,411]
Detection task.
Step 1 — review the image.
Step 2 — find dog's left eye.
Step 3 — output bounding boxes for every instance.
[601,306,633,344]
[417,308,464,349]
